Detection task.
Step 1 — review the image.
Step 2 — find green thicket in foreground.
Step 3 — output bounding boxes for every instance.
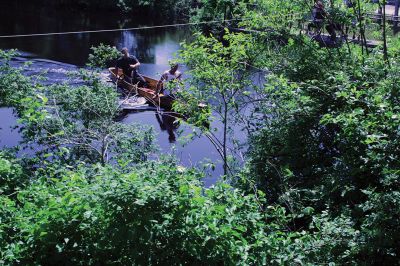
[1,0,400,264]
[1,153,359,265]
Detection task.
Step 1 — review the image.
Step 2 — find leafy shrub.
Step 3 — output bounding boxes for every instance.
[0,152,29,196]
[0,160,295,265]
[87,44,120,69]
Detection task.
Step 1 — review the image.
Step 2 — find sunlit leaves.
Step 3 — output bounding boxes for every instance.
[87,44,120,69]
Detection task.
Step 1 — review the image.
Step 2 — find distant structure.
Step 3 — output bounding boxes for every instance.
[374,0,400,25]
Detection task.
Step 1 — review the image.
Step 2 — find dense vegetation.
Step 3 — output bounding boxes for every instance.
[16,0,195,18]
[1,0,400,264]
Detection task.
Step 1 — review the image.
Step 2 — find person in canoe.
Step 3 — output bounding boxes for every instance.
[116,47,147,87]
[156,63,182,98]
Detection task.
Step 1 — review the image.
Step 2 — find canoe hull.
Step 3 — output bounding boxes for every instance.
[108,67,173,110]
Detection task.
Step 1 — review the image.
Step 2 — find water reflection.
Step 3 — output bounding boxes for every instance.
[0,1,191,66]
[155,112,180,143]
[120,31,139,55]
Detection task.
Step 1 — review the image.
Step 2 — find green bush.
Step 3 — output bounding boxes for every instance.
[246,18,400,266]
[0,160,293,265]
[0,152,29,196]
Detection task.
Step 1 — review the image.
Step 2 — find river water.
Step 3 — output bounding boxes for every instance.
[0,2,226,185]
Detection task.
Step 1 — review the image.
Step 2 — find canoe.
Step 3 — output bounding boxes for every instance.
[108,67,173,109]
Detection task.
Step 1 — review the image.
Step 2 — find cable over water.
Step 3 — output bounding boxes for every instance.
[0,19,245,38]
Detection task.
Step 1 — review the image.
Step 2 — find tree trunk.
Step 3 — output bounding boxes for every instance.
[223,102,228,176]
[355,0,369,58]
[395,0,400,27]
[382,0,389,66]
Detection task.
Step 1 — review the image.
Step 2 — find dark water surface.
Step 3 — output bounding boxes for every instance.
[0,2,225,185]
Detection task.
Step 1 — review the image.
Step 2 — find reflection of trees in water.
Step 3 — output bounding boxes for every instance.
[116,29,190,64]
[155,112,180,143]
[134,35,156,63]
[114,110,180,143]
[0,2,190,65]
[131,29,191,63]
